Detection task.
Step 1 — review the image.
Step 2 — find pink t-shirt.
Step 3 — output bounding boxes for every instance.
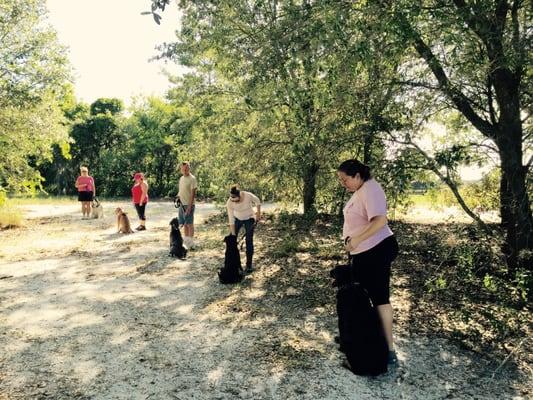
[76,176,94,192]
[342,179,393,254]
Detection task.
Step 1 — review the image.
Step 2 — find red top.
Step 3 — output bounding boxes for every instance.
[76,176,94,192]
[131,184,148,204]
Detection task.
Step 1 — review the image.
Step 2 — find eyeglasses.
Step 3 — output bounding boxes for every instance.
[337,175,349,185]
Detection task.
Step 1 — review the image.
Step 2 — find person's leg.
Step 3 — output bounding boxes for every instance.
[139,204,146,228]
[376,303,394,351]
[134,204,146,230]
[234,218,243,237]
[83,201,90,218]
[352,247,394,351]
[188,205,195,238]
[244,218,255,271]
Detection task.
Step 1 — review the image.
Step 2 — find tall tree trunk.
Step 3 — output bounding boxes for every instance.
[363,130,374,165]
[492,69,533,273]
[496,122,533,273]
[302,161,319,217]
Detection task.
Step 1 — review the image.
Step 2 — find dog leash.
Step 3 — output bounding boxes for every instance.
[173,197,190,229]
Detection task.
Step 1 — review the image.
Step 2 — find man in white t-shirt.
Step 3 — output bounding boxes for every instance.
[177,162,198,248]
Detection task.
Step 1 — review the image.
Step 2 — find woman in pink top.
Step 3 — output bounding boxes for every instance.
[337,159,399,365]
[75,166,95,219]
[131,172,149,231]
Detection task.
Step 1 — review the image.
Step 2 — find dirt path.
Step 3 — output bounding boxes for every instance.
[0,201,528,399]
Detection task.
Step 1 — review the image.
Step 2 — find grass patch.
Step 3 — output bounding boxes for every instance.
[0,206,23,228]
[8,195,78,205]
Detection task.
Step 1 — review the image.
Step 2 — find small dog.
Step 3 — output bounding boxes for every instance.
[218,234,244,284]
[169,217,187,259]
[91,198,104,219]
[330,264,389,376]
[115,207,133,234]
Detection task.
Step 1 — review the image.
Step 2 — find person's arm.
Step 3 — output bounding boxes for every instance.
[91,178,96,196]
[75,177,86,190]
[248,192,261,221]
[186,187,196,215]
[344,215,387,252]
[227,199,236,235]
[140,182,148,204]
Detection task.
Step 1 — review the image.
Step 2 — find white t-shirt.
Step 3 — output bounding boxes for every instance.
[226,191,261,224]
[178,174,198,205]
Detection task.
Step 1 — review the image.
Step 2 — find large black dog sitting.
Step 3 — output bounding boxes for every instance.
[330,264,388,376]
[218,234,244,284]
[169,217,187,259]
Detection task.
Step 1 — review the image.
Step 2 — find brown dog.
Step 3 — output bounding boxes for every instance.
[115,207,133,234]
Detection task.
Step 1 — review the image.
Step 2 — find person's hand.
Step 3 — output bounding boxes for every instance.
[185,206,192,216]
[255,212,261,222]
[344,236,361,252]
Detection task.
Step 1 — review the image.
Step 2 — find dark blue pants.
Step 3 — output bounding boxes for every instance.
[234,217,255,260]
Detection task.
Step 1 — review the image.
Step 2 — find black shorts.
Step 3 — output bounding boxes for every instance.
[134,203,147,221]
[350,235,399,306]
[78,191,93,202]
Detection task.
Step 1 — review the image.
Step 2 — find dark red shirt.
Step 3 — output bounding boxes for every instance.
[131,184,148,204]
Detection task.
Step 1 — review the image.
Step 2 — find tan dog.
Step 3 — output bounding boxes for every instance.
[115,207,133,234]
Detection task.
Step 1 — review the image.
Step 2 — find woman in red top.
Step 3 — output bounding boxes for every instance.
[131,172,149,231]
[75,166,95,219]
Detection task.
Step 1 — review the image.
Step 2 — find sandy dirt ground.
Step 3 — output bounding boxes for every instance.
[0,201,528,399]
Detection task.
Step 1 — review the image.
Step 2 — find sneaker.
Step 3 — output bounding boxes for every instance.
[245,266,254,274]
[387,350,398,365]
[135,225,146,231]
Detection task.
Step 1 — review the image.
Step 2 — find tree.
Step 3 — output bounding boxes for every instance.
[155,0,407,216]
[0,0,70,193]
[368,0,532,271]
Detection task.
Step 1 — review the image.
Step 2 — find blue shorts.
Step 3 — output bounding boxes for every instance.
[178,204,195,225]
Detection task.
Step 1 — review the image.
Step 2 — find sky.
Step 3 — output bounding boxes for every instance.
[46,0,187,105]
[45,1,489,181]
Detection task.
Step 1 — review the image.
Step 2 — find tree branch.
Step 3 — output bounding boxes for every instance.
[385,131,494,233]
[392,9,498,138]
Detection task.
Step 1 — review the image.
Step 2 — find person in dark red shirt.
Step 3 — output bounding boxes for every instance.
[131,172,149,231]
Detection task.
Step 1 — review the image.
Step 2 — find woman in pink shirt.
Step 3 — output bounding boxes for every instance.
[75,166,95,219]
[337,159,399,365]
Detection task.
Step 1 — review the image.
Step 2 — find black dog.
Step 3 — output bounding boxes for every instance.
[218,234,244,284]
[169,217,187,259]
[330,264,388,376]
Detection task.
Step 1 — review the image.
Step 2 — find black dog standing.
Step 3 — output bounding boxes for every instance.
[169,217,187,259]
[330,264,389,376]
[218,234,244,284]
